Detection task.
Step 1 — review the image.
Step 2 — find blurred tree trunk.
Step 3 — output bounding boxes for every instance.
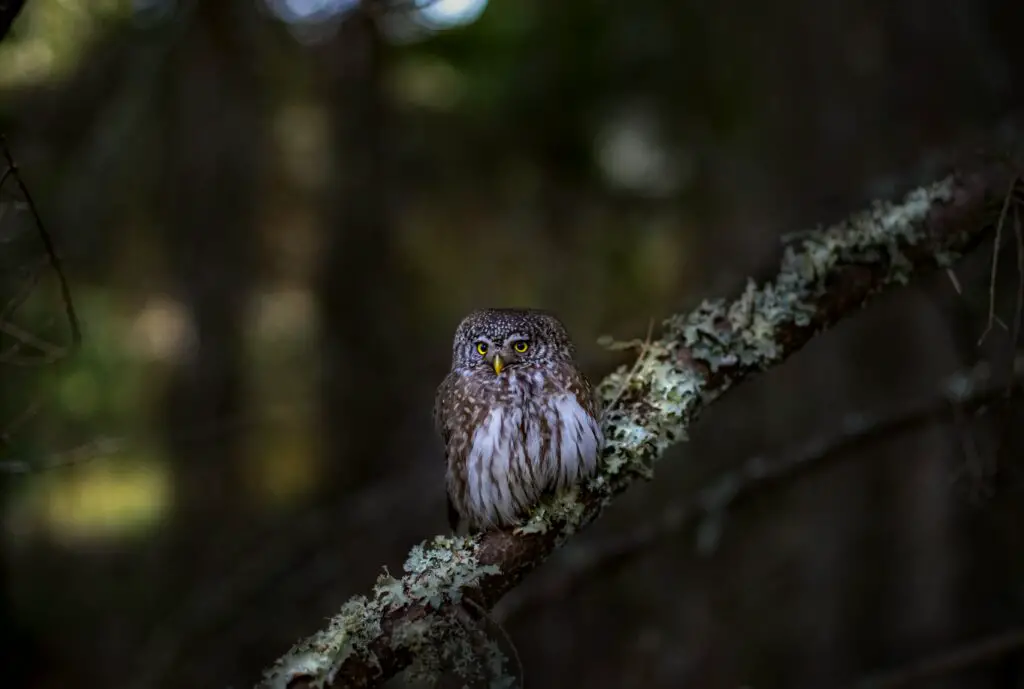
[155,0,264,549]
[314,3,413,493]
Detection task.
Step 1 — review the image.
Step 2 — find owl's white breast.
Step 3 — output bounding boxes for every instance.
[461,388,603,529]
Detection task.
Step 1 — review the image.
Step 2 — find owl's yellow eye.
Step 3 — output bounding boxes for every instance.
[513,340,529,353]
[475,342,488,356]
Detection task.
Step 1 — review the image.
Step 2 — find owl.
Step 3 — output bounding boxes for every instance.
[433,308,604,534]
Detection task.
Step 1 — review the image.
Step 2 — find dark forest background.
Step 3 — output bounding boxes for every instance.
[2,1,1024,687]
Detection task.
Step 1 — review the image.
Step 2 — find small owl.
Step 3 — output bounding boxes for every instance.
[433,308,604,534]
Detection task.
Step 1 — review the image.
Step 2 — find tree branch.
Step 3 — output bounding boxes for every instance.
[496,353,1024,623]
[1,136,82,356]
[257,160,1020,689]
[0,0,27,44]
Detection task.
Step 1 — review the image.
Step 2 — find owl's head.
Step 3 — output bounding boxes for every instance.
[449,308,576,375]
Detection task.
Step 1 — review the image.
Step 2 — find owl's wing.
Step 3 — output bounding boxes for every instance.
[432,373,454,448]
[576,371,603,420]
[591,382,604,421]
[435,373,464,533]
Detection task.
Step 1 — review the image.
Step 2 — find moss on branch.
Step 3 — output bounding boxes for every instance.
[257,160,1017,689]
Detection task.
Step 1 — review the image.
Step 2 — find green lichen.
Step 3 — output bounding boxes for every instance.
[515,486,587,536]
[259,536,501,689]
[401,536,501,608]
[478,637,520,689]
[377,537,510,686]
[395,611,518,689]
[594,339,702,486]
[259,595,382,689]
[666,176,956,385]
[374,568,405,608]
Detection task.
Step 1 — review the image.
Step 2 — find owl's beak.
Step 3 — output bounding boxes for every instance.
[492,354,505,375]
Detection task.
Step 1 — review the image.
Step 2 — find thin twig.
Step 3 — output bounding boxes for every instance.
[0,318,68,364]
[601,317,655,421]
[0,135,82,353]
[1011,203,1024,394]
[849,628,1024,689]
[945,268,963,295]
[977,176,1017,345]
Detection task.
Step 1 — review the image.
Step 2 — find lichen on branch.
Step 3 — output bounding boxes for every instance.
[257,160,1017,689]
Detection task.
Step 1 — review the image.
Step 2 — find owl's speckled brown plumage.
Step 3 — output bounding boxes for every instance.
[433,308,604,534]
